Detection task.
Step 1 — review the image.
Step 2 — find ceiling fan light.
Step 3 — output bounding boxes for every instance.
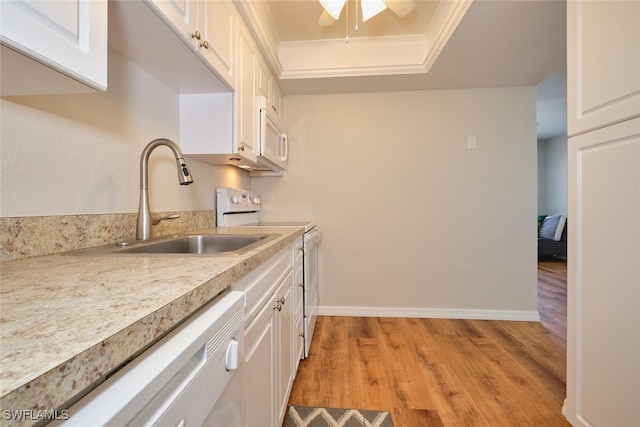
[361,0,387,22]
[319,0,346,20]
[383,0,415,17]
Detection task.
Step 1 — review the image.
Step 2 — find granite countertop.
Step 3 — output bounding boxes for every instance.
[0,226,304,425]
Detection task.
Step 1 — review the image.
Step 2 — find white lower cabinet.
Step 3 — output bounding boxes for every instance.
[232,242,300,427]
[244,288,276,425]
[274,270,295,424]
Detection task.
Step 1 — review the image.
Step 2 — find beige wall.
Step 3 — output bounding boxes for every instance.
[252,87,539,318]
[0,49,539,318]
[0,48,248,218]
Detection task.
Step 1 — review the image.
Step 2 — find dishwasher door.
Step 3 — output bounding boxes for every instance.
[55,290,245,427]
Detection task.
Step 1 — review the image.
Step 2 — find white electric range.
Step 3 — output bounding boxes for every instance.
[216,187,320,358]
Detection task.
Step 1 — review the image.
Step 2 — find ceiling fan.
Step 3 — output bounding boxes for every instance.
[318,0,416,26]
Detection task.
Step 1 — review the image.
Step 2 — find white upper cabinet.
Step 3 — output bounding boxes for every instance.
[198,0,235,89]
[567,0,640,136]
[109,0,232,93]
[236,19,258,160]
[258,57,272,103]
[565,2,640,426]
[145,0,236,89]
[147,0,197,42]
[149,0,235,88]
[0,0,107,95]
[271,82,283,117]
[257,56,283,118]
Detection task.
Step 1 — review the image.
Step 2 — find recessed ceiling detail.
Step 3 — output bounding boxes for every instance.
[235,0,473,81]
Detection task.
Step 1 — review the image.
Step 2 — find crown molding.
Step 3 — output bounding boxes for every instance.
[423,0,473,71]
[233,0,283,77]
[279,34,429,79]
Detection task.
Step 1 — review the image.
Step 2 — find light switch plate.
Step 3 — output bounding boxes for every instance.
[467,136,477,150]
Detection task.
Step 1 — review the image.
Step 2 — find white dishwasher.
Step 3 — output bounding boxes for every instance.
[54,290,244,427]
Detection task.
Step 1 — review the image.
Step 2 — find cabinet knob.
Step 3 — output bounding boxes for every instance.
[200,40,209,49]
[239,145,245,151]
[277,297,286,305]
[192,30,201,40]
[274,302,282,312]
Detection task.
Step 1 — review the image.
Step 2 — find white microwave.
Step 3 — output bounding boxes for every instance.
[255,96,287,172]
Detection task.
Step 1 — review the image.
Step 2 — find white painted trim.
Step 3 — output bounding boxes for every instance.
[319,305,541,322]
[233,0,283,76]
[423,0,473,71]
[278,35,429,79]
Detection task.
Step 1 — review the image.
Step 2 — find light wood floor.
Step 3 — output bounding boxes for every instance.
[287,259,569,426]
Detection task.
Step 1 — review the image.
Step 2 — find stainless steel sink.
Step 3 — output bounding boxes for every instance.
[62,234,277,256]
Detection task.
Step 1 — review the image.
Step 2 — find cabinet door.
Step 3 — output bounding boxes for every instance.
[565,117,640,427]
[244,296,276,427]
[236,21,258,162]
[0,0,107,94]
[258,57,272,101]
[567,0,640,136]
[275,270,295,426]
[199,0,235,89]
[147,0,197,46]
[271,83,283,117]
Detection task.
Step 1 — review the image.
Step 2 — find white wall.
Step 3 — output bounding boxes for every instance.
[0,48,248,217]
[252,87,539,318]
[538,134,568,217]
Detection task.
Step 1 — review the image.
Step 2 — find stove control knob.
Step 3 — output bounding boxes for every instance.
[231,195,240,204]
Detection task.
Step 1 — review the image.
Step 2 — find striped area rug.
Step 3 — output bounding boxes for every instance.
[284,405,394,427]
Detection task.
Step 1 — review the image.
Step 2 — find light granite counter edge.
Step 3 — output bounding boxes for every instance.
[0,228,303,424]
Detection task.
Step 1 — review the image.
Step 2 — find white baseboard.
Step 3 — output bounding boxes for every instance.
[319,306,541,321]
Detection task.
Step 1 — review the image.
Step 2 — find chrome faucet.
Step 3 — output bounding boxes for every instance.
[137,138,193,241]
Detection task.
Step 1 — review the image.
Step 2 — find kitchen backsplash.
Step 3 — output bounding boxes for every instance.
[0,210,216,261]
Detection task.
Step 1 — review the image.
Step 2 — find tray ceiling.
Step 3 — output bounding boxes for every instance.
[236,0,568,138]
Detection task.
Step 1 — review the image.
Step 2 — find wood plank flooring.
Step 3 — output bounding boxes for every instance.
[287,260,569,426]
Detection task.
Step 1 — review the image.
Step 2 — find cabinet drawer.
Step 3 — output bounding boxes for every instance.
[232,247,291,325]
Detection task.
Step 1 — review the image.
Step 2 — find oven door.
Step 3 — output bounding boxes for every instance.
[303,228,321,358]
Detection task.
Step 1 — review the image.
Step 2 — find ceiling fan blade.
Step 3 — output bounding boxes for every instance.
[317,10,336,26]
[383,0,416,17]
[319,0,346,20]
[361,0,387,22]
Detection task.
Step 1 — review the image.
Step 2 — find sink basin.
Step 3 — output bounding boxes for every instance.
[63,234,277,256]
